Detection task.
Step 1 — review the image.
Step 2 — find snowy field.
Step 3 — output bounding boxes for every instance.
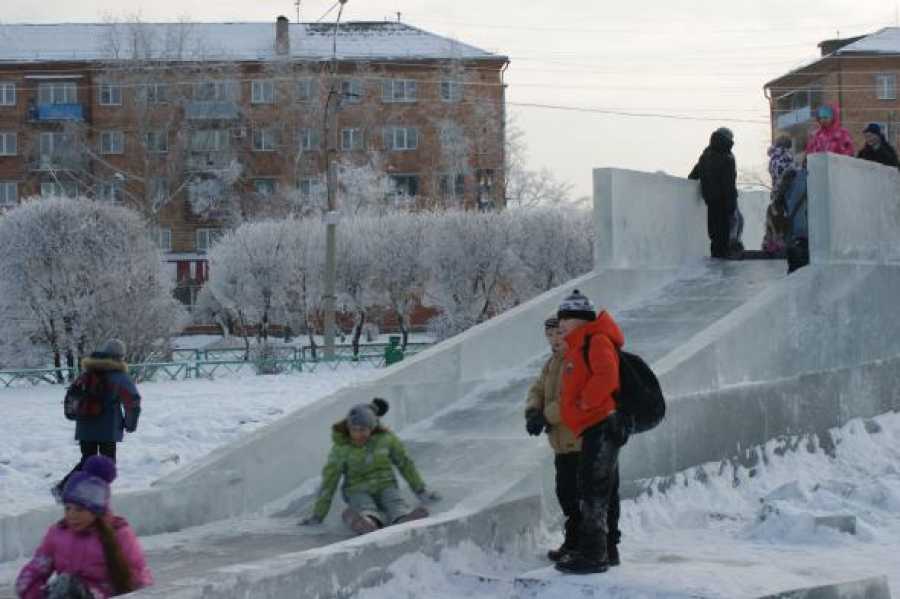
[0,367,379,517]
[356,412,900,598]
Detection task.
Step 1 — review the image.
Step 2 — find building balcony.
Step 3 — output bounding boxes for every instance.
[185,101,240,120]
[186,152,235,172]
[775,105,812,131]
[28,103,85,122]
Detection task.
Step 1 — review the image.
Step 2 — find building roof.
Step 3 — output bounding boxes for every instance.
[0,21,507,64]
[765,27,900,89]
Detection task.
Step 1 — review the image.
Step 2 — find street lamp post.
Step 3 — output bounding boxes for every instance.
[322,0,348,360]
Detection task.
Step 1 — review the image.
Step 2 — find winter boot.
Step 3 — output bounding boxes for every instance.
[393,506,429,525]
[547,517,579,562]
[554,551,609,575]
[342,508,381,536]
[607,543,620,567]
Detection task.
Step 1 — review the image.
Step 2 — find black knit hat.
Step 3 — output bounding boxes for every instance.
[557,289,596,322]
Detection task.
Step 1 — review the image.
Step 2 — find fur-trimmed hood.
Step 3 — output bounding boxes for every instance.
[331,420,390,445]
[81,355,128,373]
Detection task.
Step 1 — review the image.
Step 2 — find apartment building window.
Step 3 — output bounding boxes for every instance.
[476,169,496,210]
[253,127,279,151]
[41,181,78,198]
[98,83,123,106]
[0,132,16,156]
[382,79,417,103]
[0,182,17,206]
[100,131,125,155]
[341,128,363,151]
[150,177,168,203]
[40,131,74,156]
[191,129,229,152]
[145,130,169,154]
[39,81,77,104]
[195,228,223,252]
[875,74,897,100]
[296,79,315,102]
[341,79,363,103]
[0,83,15,107]
[297,177,321,199]
[155,227,172,252]
[298,128,320,151]
[144,83,169,104]
[440,80,463,102]
[438,173,465,199]
[390,174,419,197]
[194,81,234,101]
[97,181,123,203]
[251,80,276,104]
[385,126,418,151]
[254,179,277,196]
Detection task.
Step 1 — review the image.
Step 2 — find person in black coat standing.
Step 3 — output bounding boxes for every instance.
[689,128,739,259]
[857,123,899,169]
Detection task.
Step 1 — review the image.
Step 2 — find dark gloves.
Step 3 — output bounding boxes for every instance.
[607,411,631,447]
[525,408,547,437]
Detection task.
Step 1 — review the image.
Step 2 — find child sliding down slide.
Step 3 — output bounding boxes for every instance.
[301,398,441,535]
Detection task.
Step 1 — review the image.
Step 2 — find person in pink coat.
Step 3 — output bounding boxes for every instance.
[805,104,855,157]
[15,456,152,598]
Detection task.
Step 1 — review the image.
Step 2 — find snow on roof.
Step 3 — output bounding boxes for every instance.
[833,26,900,54]
[0,21,506,64]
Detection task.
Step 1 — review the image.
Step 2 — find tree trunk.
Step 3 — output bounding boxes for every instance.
[397,311,409,350]
[53,351,63,384]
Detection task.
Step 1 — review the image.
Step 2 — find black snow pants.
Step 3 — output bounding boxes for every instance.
[56,442,117,495]
[556,451,620,551]
[575,418,621,561]
[707,201,732,258]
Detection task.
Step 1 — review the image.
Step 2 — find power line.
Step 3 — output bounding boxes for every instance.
[506,101,770,125]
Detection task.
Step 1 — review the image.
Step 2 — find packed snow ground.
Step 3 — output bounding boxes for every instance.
[0,367,379,517]
[356,412,900,598]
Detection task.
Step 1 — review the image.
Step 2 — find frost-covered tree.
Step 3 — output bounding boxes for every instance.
[0,197,186,373]
[504,115,574,208]
[336,157,393,215]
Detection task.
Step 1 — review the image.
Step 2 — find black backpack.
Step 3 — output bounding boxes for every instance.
[63,371,106,421]
[582,335,666,434]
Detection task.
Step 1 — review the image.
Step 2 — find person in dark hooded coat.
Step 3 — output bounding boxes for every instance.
[689,127,739,259]
[857,123,899,169]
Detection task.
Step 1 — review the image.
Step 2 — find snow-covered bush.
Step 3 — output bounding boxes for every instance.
[0,196,186,369]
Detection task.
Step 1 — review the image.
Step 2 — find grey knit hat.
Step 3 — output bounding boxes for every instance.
[100,338,126,360]
[347,398,390,430]
[557,289,596,322]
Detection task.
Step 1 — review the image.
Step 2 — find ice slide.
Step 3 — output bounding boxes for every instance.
[1,154,898,598]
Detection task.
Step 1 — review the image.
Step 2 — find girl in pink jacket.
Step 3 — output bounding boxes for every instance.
[805,104,855,157]
[16,456,152,598]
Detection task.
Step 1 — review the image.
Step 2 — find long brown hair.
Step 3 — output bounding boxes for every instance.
[94,517,134,595]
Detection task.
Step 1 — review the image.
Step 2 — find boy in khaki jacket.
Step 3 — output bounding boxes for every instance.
[524,315,621,566]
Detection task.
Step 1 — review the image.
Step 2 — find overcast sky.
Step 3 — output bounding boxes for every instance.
[5,0,895,197]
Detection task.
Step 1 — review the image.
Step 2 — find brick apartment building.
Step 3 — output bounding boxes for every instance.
[0,18,508,308]
[764,27,899,152]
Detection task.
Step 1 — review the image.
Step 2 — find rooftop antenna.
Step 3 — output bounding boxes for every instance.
[294,0,301,24]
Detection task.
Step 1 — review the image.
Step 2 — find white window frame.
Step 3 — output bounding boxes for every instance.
[155,227,172,251]
[0,82,15,107]
[0,181,17,206]
[144,83,168,104]
[254,178,277,196]
[0,132,16,156]
[145,130,169,154]
[253,127,279,151]
[389,174,419,198]
[251,80,276,105]
[440,80,463,102]
[296,79,314,102]
[298,128,320,151]
[340,128,363,151]
[194,81,234,102]
[100,130,125,155]
[190,129,229,152]
[385,126,418,151]
[875,73,897,101]
[97,181,123,203]
[382,79,417,103]
[196,228,222,252]
[150,177,168,203]
[39,81,77,104]
[438,173,466,199]
[341,79,362,103]
[98,83,123,106]
[40,131,73,156]
[41,181,78,198]
[297,177,321,198]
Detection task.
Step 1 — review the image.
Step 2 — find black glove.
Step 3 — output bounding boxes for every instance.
[525,408,547,437]
[607,411,631,447]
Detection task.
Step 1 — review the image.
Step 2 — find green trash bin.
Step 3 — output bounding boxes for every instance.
[384,335,404,366]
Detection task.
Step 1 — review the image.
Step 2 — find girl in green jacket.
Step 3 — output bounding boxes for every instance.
[300,398,440,535]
